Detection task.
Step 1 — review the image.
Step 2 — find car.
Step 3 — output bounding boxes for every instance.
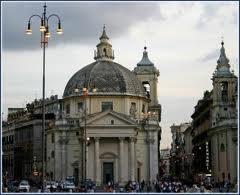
[8,180,19,192]
[46,181,57,191]
[18,180,30,192]
[82,178,95,189]
[66,176,75,184]
[63,182,75,191]
[117,185,125,192]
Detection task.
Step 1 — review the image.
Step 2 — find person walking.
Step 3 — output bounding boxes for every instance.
[141,180,145,192]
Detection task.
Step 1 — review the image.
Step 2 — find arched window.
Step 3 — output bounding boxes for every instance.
[103,48,107,56]
[142,81,150,98]
[220,143,225,152]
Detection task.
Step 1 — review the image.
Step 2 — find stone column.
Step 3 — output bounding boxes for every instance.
[119,137,124,183]
[78,137,83,183]
[94,137,100,185]
[62,138,68,179]
[153,77,158,105]
[55,137,62,181]
[233,137,237,183]
[130,137,135,181]
[212,134,219,182]
[61,137,68,179]
[227,131,235,183]
[150,137,157,181]
[146,133,151,182]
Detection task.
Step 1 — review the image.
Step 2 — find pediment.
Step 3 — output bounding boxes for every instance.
[86,110,137,126]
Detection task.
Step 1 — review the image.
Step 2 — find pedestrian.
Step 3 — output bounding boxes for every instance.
[50,184,53,192]
[200,183,204,192]
[146,181,150,192]
[141,179,145,191]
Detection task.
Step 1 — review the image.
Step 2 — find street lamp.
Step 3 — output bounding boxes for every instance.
[26,3,63,191]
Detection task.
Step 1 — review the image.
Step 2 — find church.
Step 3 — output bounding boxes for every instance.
[45,27,162,185]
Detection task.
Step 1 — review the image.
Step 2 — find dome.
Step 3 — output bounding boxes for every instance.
[63,60,146,97]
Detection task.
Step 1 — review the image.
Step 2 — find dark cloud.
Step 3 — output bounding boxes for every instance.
[2,1,164,51]
[199,49,219,62]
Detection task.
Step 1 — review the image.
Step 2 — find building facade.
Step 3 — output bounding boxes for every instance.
[191,41,238,184]
[209,41,238,184]
[159,148,170,177]
[45,27,162,185]
[191,90,213,182]
[182,125,193,181]
[170,123,190,179]
[2,96,60,182]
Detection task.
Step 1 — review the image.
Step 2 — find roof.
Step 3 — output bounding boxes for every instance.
[213,41,234,78]
[99,26,109,40]
[63,60,146,98]
[137,47,154,66]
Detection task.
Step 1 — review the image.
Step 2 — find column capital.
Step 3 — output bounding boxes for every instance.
[145,138,150,143]
[150,138,155,143]
[119,137,125,141]
[145,138,154,144]
[94,137,100,142]
[130,137,135,142]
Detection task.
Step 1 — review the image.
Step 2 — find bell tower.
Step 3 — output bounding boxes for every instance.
[134,46,161,121]
[212,41,238,127]
[94,25,114,61]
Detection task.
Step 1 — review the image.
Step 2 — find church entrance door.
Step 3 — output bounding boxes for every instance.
[103,162,114,184]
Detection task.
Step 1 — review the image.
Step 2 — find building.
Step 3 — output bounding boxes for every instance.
[45,27,162,185]
[2,96,61,182]
[159,148,170,177]
[170,123,190,179]
[209,41,238,184]
[182,125,193,181]
[2,120,14,180]
[191,41,238,184]
[191,90,213,182]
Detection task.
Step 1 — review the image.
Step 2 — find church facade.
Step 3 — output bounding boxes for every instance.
[45,27,162,185]
[209,41,238,184]
[190,41,238,184]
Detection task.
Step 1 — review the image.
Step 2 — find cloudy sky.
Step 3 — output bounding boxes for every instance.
[1,1,239,148]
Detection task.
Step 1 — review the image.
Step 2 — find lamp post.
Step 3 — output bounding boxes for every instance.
[26,3,63,191]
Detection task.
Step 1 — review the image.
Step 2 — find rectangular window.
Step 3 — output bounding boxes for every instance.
[51,151,55,158]
[130,102,136,116]
[101,102,113,112]
[142,104,145,113]
[78,102,83,112]
[51,133,54,143]
[66,104,70,114]
[111,120,114,125]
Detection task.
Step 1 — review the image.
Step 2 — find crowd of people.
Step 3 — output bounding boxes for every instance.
[102,177,236,193]
[3,176,237,193]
